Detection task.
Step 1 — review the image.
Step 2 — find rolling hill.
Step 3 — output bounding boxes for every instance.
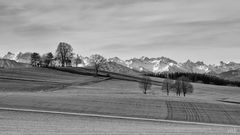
[2,52,240,82]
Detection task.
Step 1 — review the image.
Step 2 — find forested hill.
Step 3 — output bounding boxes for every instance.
[147,72,240,87]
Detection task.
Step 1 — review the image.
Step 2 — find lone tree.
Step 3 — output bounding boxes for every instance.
[90,54,106,76]
[139,76,152,94]
[56,42,73,67]
[42,52,54,67]
[162,78,174,96]
[31,52,41,67]
[178,76,194,97]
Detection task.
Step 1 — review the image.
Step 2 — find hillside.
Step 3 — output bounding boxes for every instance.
[0,68,240,126]
[100,62,141,75]
[0,68,98,91]
[219,69,240,81]
[0,59,31,68]
[78,61,142,76]
[2,51,240,76]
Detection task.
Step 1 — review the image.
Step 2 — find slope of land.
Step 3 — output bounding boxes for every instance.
[0,68,101,91]
[100,61,141,75]
[50,67,162,86]
[0,68,240,127]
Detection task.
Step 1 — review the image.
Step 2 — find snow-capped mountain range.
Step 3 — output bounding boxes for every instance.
[2,52,32,64]
[107,56,240,74]
[1,52,240,74]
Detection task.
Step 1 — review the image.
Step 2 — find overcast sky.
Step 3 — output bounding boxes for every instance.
[0,0,240,64]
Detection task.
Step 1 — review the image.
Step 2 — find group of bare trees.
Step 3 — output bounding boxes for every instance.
[31,52,54,67]
[139,75,194,96]
[55,42,107,75]
[30,42,75,67]
[31,42,107,76]
[162,76,193,96]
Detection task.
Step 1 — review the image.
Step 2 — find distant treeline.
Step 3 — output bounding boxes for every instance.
[146,72,240,87]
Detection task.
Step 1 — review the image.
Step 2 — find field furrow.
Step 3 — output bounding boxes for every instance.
[165,101,240,125]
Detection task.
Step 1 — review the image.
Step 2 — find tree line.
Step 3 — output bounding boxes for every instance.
[146,72,240,87]
[31,42,106,76]
[139,76,193,96]
[31,41,195,96]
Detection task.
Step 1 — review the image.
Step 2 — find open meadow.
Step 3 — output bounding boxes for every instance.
[0,68,240,134]
[0,68,104,91]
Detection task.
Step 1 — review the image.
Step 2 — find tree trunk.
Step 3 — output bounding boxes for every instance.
[95,68,98,77]
[61,61,65,67]
[143,89,146,94]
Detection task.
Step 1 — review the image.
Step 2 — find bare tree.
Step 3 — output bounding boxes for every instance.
[174,78,182,96]
[178,76,194,97]
[139,76,152,94]
[31,52,41,67]
[74,54,82,67]
[56,42,73,67]
[90,54,106,76]
[42,52,54,67]
[162,78,174,96]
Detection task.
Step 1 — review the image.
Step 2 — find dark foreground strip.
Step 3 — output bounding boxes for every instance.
[0,107,239,128]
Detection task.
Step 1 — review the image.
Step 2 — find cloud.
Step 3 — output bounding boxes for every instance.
[0,0,240,64]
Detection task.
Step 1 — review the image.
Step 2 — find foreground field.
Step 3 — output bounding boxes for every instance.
[0,68,240,133]
[0,79,240,126]
[0,110,239,135]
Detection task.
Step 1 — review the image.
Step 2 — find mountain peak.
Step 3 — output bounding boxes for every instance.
[195,61,205,65]
[109,57,121,61]
[140,56,150,61]
[184,59,194,64]
[3,52,15,60]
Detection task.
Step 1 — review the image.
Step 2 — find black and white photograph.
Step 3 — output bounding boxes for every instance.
[0,0,240,134]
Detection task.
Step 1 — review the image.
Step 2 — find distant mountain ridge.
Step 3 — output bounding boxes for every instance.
[0,59,31,68]
[105,56,240,75]
[1,52,32,64]
[1,52,240,75]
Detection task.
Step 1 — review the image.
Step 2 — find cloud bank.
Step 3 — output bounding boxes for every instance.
[0,0,240,64]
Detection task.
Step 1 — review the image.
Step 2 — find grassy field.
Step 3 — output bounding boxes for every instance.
[151,77,240,103]
[0,68,103,91]
[0,67,240,128]
[50,67,162,86]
